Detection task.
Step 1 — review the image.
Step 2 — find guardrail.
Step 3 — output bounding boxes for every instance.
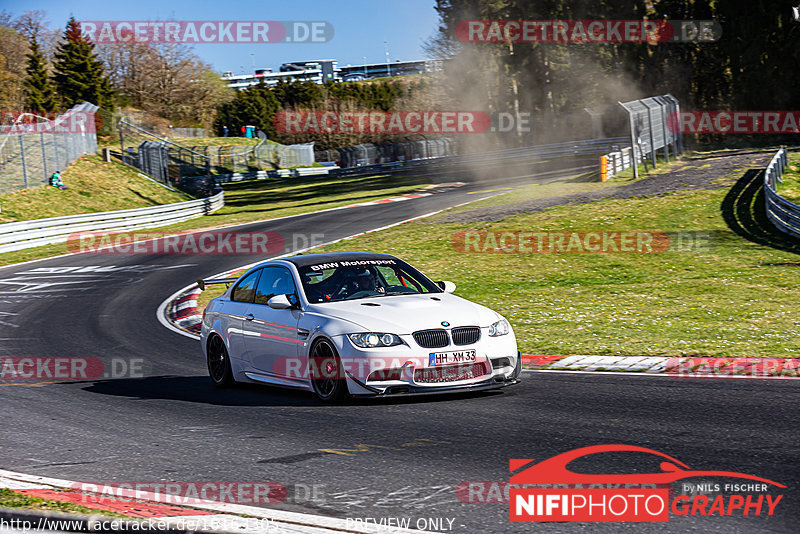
[763,147,800,238]
[0,191,224,254]
[600,146,643,180]
[179,138,626,188]
[185,166,340,184]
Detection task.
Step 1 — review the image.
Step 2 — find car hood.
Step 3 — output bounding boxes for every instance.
[306,293,500,334]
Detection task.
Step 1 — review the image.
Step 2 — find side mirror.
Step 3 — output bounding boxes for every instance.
[436,281,456,293]
[267,294,293,309]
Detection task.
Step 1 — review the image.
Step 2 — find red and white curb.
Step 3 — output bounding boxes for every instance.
[152,185,800,382]
[0,469,425,534]
[343,183,465,209]
[157,205,474,342]
[522,355,800,379]
[162,300,800,380]
[165,288,203,335]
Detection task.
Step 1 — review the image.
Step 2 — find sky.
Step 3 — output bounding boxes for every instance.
[3,0,442,74]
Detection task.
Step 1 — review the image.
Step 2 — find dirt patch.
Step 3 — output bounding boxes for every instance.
[442,148,775,223]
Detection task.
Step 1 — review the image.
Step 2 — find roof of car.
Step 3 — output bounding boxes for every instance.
[280,251,400,268]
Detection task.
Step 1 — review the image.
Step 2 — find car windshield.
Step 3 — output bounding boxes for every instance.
[297,258,441,303]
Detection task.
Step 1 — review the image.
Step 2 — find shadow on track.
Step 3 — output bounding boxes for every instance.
[721,168,800,255]
[80,375,508,407]
[82,376,318,407]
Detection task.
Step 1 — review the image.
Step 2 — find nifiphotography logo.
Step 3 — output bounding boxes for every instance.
[509,445,785,523]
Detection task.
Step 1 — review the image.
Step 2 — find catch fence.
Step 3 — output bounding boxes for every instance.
[316,138,456,167]
[0,102,99,193]
[618,95,683,178]
[117,119,314,188]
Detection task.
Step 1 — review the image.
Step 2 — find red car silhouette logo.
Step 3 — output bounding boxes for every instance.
[510,444,785,487]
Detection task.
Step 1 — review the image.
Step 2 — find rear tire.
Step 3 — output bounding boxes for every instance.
[207,335,234,387]
[309,339,349,403]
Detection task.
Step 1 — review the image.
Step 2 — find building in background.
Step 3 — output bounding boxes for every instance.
[222,59,445,90]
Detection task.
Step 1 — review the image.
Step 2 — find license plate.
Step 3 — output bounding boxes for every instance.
[429,350,476,366]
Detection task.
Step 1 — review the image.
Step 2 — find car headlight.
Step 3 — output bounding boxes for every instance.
[348,333,403,348]
[488,319,510,337]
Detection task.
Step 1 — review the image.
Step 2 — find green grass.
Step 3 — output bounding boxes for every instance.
[0,171,432,266]
[98,135,265,149]
[197,272,242,311]
[307,167,800,358]
[776,151,800,204]
[0,155,189,223]
[165,172,431,233]
[0,488,128,517]
[608,152,688,181]
[169,136,268,147]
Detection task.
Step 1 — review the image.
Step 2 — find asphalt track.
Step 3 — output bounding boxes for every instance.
[0,177,798,533]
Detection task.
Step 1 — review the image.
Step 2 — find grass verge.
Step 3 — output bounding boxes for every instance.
[0,171,432,267]
[0,488,127,517]
[0,155,188,223]
[776,149,800,203]
[97,135,264,149]
[306,165,800,358]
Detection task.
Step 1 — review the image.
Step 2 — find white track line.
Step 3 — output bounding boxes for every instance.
[0,469,426,534]
[523,369,800,381]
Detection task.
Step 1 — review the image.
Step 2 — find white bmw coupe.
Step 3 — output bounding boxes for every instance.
[200,252,520,401]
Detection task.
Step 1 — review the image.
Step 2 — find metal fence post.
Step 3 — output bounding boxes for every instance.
[620,102,638,180]
[656,98,670,164]
[665,94,683,156]
[53,129,60,171]
[18,134,28,188]
[40,131,48,182]
[645,103,657,168]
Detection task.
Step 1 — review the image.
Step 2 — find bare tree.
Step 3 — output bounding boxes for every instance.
[13,10,48,40]
[97,39,233,129]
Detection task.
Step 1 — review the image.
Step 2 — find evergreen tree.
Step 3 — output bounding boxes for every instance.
[23,36,57,113]
[52,17,114,110]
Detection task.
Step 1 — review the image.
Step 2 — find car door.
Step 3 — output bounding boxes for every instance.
[244,266,302,377]
[224,268,262,365]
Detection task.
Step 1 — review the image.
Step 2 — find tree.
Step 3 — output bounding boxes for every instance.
[214,81,281,139]
[24,36,57,112]
[0,24,29,111]
[52,17,114,110]
[0,52,22,113]
[97,39,233,129]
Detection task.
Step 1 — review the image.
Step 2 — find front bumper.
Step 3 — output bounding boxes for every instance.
[349,371,520,398]
[344,348,522,398]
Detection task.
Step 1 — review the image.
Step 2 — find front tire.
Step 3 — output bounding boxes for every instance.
[309,338,349,403]
[207,335,234,387]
